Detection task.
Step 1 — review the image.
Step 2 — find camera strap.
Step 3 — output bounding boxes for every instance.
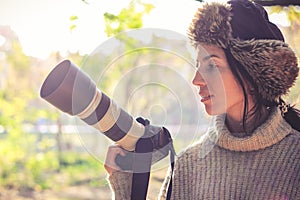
[166,147,175,200]
[130,127,175,200]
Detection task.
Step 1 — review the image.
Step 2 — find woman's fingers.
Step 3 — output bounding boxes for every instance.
[104,144,127,175]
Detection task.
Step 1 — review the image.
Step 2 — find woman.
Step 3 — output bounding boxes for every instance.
[105,0,300,199]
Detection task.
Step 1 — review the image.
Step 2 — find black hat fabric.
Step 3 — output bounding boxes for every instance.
[229,0,284,41]
[188,0,298,102]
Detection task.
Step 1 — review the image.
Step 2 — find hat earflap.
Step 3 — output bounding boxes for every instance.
[229,39,299,101]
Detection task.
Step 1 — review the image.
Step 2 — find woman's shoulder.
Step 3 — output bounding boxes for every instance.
[177,141,201,158]
[286,127,300,144]
[175,134,215,162]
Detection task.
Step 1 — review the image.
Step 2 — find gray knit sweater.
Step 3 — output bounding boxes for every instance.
[108,108,300,199]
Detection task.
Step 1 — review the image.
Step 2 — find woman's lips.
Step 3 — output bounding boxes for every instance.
[200,95,214,103]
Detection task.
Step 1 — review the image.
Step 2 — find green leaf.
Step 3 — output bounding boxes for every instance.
[69,15,78,21]
[143,3,155,14]
[69,24,77,32]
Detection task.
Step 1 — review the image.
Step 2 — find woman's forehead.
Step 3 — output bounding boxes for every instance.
[196,44,225,61]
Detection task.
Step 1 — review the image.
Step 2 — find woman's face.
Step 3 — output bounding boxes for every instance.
[192,44,246,117]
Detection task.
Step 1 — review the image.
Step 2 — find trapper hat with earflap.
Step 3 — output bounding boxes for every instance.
[188,0,299,102]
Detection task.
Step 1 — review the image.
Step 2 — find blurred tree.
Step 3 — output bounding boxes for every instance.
[103,0,154,37]
[0,26,87,190]
[0,28,56,189]
[100,0,155,100]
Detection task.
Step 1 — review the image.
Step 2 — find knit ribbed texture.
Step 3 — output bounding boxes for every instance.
[108,171,132,200]
[108,108,300,199]
[212,108,292,151]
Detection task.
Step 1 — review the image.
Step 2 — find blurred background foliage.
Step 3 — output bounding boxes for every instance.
[0,0,299,199]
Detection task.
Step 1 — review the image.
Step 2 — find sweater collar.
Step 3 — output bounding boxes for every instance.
[208,108,292,152]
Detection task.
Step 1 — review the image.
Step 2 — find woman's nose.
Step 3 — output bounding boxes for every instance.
[192,70,206,86]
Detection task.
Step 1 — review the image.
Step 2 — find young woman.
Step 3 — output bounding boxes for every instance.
[105,0,300,199]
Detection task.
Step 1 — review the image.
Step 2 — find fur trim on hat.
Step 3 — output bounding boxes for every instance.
[188,2,299,101]
[188,2,232,48]
[230,39,299,101]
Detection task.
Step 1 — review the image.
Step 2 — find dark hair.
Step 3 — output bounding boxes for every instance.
[224,49,300,134]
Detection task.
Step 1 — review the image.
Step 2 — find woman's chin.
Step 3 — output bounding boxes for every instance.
[204,105,225,116]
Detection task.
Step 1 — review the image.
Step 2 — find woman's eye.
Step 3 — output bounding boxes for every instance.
[203,63,217,73]
[208,63,216,69]
[195,61,217,74]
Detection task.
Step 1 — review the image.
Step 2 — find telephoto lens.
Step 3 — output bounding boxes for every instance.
[40,60,175,200]
[40,60,173,168]
[40,59,149,151]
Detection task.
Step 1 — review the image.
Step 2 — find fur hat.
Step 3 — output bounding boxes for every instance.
[188,0,298,102]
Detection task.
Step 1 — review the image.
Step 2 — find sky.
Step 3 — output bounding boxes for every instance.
[0,0,200,59]
[0,0,288,59]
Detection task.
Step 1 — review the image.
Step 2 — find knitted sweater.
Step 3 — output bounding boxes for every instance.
[108,108,300,199]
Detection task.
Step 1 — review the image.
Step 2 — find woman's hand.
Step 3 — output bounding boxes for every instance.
[104,144,127,175]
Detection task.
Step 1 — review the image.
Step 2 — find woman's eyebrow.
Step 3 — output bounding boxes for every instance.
[196,54,219,67]
[202,54,219,62]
